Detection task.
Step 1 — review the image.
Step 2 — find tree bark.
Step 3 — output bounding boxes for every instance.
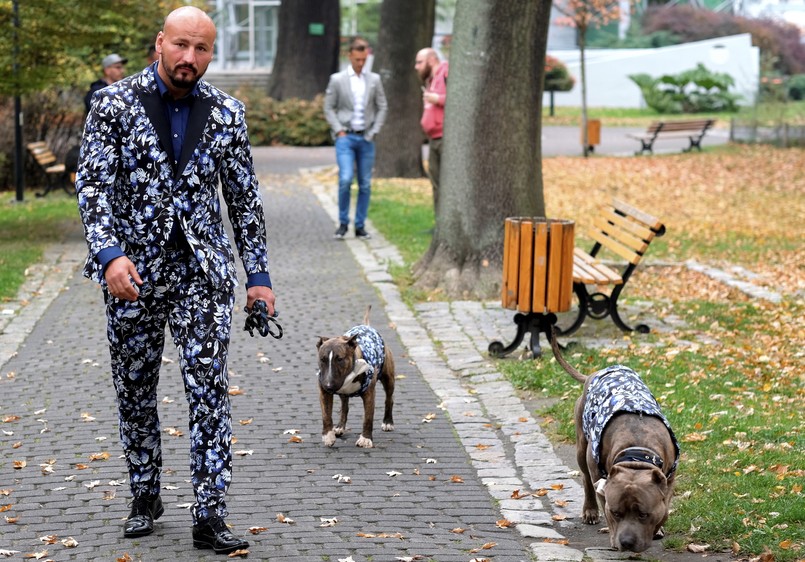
[413,0,552,299]
[372,0,436,178]
[266,0,340,101]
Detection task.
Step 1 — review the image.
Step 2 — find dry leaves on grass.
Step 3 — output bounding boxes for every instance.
[542,145,804,294]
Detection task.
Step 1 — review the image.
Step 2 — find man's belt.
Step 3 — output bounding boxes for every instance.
[345,129,365,135]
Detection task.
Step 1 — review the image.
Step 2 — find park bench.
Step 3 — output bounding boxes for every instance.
[627,118,715,154]
[558,198,666,337]
[27,141,74,197]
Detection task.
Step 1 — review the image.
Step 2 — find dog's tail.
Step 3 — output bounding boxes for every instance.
[363,305,372,326]
[549,326,588,383]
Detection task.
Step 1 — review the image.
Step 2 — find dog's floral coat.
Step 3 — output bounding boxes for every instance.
[582,365,679,478]
[343,325,386,397]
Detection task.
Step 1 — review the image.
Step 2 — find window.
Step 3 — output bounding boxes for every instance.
[209,0,280,70]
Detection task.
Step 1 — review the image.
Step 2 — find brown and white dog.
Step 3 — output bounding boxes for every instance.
[316,307,395,448]
[565,363,680,552]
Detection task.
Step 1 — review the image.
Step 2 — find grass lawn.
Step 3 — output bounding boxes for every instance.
[542,102,805,128]
[368,143,804,561]
[0,191,81,300]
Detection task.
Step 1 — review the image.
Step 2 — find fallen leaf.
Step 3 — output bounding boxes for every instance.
[338,557,356,562]
[319,517,338,527]
[0,551,21,557]
[5,516,17,524]
[496,519,513,528]
[248,526,268,535]
[239,419,253,425]
[552,514,567,521]
[0,505,11,513]
[61,537,78,548]
[550,483,564,491]
[115,554,133,562]
[102,490,116,500]
[276,513,294,524]
[234,450,253,456]
[80,413,96,422]
[161,396,175,403]
[450,475,464,483]
[228,387,244,396]
[12,460,26,470]
[74,463,90,470]
[84,480,101,489]
[288,435,303,443]
[332,474,351,484]
[687,543,710,553]
[474,444,492,450]
[22,550,48,560]
[227,549,249,558]
[89,452,110,461]
[451,527,466,533]
[386,471,402,477]
[2,416,20,423]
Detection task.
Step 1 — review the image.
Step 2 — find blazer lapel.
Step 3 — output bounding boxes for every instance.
[177,93,214,176]
[138,89,176,168]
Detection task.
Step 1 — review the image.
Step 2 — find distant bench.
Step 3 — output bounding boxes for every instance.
[627,119,715,155]
[27,141,77,197]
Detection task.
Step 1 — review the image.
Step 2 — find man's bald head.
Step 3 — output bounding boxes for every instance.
[156,6,216,96]
[414,48,440,81]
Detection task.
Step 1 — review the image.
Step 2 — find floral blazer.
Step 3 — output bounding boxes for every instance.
[75,65,268,292]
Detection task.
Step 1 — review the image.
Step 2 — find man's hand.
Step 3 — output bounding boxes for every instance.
[423,92,441,105]
[246,286,276,317]
[104,256,143,301]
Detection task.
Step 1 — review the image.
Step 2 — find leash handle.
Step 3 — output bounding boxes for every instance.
[243,299,283,339]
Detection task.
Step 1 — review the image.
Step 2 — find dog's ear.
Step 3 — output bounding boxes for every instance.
[651,467,668,494]
[316,336,328,349]
[346,334,360,348]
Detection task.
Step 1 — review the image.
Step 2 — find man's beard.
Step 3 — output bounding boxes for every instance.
[167,64,200,89]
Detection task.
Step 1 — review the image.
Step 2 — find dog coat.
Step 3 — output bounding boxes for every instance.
[341,325,386,398]
[582,365,679,479]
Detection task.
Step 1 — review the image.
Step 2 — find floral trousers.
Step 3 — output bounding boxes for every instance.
[104,248,235,523]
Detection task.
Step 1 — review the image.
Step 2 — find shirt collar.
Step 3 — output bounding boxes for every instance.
[347,65,363,79]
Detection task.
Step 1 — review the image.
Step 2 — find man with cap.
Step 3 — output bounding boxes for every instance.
[84,53,128,115]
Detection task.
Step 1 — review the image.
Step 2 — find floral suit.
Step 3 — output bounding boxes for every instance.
[76,64,270,523]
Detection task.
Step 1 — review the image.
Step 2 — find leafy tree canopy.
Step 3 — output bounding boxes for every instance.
[0,0,206,96]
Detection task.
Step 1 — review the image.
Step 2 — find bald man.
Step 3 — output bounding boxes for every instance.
[414,48,448,211]
[77,6,274,554]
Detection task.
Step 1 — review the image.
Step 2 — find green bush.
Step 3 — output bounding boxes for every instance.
[544,55,574,92]
[788,74,805,100]
[236,90,332,147]
[629,63,741,113]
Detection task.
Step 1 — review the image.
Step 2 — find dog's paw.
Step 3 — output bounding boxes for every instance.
[322,431,336,447]
[356,435,374,448]
[582,508,600,525]
[334,425,345,436]
[381,422,394,432]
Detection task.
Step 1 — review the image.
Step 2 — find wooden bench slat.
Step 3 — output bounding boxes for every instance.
[612,199,663,231]
[593,215,649,255]
[589,229,642,265]
[573,249,622,284]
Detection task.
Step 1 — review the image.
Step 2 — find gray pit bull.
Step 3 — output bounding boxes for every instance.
[566,363,680,553]
[316,307,395,448]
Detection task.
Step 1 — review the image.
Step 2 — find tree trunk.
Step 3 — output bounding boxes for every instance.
[413,0,551,299]
[372,0,436,178]
[266,0,340,101]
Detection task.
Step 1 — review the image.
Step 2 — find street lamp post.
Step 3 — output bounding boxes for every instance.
[13,0,24,202]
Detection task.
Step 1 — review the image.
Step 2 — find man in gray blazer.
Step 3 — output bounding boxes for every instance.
[324,37,388,239]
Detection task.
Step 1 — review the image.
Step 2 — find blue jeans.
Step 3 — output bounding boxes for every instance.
[335,133,375,229]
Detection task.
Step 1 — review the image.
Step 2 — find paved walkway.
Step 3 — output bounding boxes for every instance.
[0,141,752,562]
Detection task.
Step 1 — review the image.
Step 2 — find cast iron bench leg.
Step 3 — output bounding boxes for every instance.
[489,313,559,358]
[556,283,590,337]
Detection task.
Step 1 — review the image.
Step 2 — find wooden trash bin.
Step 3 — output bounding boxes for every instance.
[492,217,579,358]
[501,217,575,315]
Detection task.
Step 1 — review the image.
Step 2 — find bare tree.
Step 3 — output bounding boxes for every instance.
[267,0,340,100]
[372,0,436,178]
[413,0,552,299]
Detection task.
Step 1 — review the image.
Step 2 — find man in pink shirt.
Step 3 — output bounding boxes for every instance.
[415,48,448,211]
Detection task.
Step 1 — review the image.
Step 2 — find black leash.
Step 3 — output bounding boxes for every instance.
[243,299,283,339]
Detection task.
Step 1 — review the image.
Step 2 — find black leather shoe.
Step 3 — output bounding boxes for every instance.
[192,516,249,554]
[123,495,164,538]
